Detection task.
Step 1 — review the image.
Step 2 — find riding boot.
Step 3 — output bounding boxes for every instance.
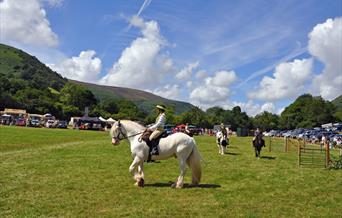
[150,139,159,156]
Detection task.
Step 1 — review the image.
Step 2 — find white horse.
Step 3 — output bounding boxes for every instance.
[216,131,229,155]
[110,120,202,188]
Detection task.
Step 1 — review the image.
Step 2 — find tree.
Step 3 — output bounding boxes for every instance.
[59,83,97,111]
[253,111,279,131]
[180,107,209,128]
[279,94,336,129]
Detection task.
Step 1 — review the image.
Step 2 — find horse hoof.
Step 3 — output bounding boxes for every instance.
[171,183,177,188]
[138,178,144,187]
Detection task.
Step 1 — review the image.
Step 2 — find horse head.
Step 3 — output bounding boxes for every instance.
[111,120,127,145]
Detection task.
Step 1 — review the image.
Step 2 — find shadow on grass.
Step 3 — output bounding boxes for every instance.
[144,182,221,189]
[226,152,240,155]
[260,156,276,160]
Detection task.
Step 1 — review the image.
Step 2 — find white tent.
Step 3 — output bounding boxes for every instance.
[106,118,116,123]
[99,116,107,122]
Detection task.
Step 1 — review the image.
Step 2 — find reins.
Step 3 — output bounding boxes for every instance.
[113,125,145,141]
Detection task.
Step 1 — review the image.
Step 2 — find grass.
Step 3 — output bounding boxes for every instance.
[1,126,341,217]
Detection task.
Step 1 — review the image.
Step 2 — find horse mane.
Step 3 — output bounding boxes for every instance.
[120,120,146,131]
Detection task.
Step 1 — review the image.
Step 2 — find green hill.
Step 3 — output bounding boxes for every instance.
[332,95,342,121]
[0,44,67,90]
[0,43,194,116]
[71,80,194,114]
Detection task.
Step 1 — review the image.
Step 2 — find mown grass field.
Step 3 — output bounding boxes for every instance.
[1,126,341,217]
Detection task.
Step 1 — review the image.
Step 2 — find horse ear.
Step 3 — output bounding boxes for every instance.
[118,120,121,127]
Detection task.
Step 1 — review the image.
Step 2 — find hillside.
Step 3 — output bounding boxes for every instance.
[332,95,342,121]
[0,43,194,116]
[71,80,194,114]
[0,44,67,90]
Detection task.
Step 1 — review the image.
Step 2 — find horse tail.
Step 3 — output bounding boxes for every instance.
[186,141,202,185]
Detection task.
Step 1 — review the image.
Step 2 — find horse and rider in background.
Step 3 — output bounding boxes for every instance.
[216,123,229,155]
[252,128,265,158]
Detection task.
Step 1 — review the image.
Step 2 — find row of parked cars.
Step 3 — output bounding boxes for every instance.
[7,118,68,128]
[264,127,342,145]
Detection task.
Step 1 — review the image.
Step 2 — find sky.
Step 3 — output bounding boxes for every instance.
[1,0,342,116]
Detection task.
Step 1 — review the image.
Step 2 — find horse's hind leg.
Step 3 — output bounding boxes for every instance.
[172,157,187,188]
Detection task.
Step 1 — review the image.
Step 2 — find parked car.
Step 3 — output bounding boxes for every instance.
[164,124,175,134]
[57,120,68,129]
[45,120,56,128]
[28,119,40,127]
[15,118,26,126]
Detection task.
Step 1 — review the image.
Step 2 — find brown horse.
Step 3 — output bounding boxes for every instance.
[252,134,265,158]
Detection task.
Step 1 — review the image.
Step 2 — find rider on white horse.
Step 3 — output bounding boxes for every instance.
[148,104,166,142]
[217,123,228,144]
[216,123,229,155]
[110,120,202,188]
[143,104,167,158]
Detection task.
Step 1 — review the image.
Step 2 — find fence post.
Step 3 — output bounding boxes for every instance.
[269,137,271,152]
[325,141,330,168]
[298,142,301,167]
[284,137,288,152]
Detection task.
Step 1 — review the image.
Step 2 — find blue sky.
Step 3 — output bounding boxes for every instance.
[1,0,341,116]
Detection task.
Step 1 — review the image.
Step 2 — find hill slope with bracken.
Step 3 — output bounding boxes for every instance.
[0,43,195,115]
[71,80,194,114]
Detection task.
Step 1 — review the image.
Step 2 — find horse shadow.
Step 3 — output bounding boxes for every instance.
[260,156,276,160]
[144,182,221,189]
[225,152,240,155]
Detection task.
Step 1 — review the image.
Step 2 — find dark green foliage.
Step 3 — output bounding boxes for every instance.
[279,94,337,129]
[253,111,279,131]
[59,82,97,110]
[180,107,210,128]
[331,95,342,121]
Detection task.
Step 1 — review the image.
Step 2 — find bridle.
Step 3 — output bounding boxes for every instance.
[112,121,144,141]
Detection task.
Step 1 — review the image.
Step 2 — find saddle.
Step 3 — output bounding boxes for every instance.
[140,129,168,162]
[253,138,265,147]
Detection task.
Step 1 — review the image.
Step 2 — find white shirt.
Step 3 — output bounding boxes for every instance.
[149,113,166,131]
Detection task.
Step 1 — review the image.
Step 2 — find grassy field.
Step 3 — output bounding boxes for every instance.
[1,126,341,217]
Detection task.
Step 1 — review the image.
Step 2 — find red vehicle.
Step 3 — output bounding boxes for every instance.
[15,118,26,126]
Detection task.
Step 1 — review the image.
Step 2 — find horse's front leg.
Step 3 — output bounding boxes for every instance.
[129,156,143,186]
[136,164,145,187]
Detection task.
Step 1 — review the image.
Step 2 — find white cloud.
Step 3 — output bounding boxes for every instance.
[175,61,199,80]
[233,101,276,117]
[152,84,180,100]
[48,50,102,83]
[190,70,237,107]
[195,70,207,79]
[99,16,172,90]
[0,0,58,47]
[248,58,313,101]
[309,17,342,100]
